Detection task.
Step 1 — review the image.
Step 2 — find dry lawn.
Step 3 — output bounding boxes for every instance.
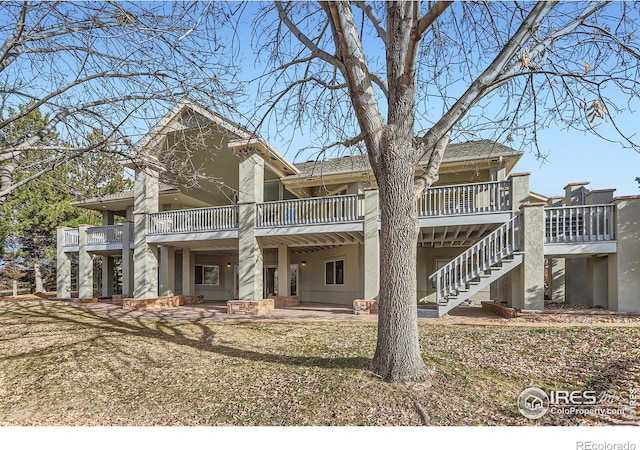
[0,300,638,426]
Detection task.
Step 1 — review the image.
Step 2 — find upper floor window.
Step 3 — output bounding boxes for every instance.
[195,265,220,286]
[325,259,344,285]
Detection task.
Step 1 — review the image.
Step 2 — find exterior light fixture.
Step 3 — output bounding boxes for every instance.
[227,262,232,268]
[301,261,306,268]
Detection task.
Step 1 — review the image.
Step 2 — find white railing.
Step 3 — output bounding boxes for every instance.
[87,224,125,245]
[256,194,363,227]
[64,228,79,246]
[545,204,615,243]
[418,180,510,217]
[429,215,522,300]
[148,205,239,235]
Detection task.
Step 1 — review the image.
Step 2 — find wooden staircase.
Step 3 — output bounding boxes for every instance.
[426,215,523,317]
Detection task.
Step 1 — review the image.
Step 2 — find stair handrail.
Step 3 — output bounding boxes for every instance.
[428,214,522,301]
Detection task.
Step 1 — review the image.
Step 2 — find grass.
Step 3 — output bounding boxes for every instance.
[0,301,638,426]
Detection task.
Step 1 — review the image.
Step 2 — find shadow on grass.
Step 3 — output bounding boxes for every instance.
[0,301,370,371]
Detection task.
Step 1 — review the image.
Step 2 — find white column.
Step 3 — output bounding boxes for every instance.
[121,222,133,296]
[101,256,114,297]
[56,227,72,299]
[78,225,93,299]
[608,196,640,312]
[159,245,175,296]
[238,150,264,301]
[133,169,159,299]
[277,244,290,296]
[182,248,195,296]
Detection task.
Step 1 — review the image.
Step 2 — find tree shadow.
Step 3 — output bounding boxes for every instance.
[0,301,370,371]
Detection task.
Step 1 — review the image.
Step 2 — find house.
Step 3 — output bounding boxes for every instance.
[56,99,640,316]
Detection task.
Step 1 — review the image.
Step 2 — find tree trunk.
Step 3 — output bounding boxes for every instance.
[34,261,44,293]
[372,133,429,381]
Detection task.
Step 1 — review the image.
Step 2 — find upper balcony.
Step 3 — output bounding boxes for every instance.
[418,180,512,228]
[544,204,616,256]
[146,205,239,245]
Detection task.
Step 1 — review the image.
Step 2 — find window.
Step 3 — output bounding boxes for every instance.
[195,265,220,286]
[325,259,344,285]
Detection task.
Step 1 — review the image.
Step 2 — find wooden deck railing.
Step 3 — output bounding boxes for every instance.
[418,180,510,217]
[64,228,79,246]
[544,204,615,243]
[256,194,364,227]
[148,205,239,235]
[87,224,125,244]
[429,214,522,301]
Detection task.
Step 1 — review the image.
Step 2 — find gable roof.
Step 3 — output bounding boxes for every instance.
[291,139,522,179]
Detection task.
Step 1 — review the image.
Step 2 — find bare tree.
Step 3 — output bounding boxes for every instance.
[253,1,640,380]
[0,1,241,204]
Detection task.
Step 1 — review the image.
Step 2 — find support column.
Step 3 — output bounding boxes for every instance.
[548,257,565,303]
[363,188,380,300]
[277,244,290,297]
[182,248,195,296]
[101,256,114,297]
[238,150,264,301]
[509,172,530,212]
[512,203,545,310]
[159,245,175,296]
[608,196,640,312]
[133,169,159,299]
[102,210,115,226]
[56,227,72,299]
[78,225,94,299]
[121,222,133,297]
[586,256,608,308]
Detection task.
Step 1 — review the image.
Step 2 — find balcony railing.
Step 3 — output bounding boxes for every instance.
[257,194,364,227]
[545,204,615,243]
[64,228,79,247]
[148,205,239,235]
[87,224,126,245]
[418,180,510,217]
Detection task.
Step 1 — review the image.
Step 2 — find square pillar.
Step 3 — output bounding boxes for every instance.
[56,227,72,299]
[566,258,588,305]
[363,188,379,300]
[512,203,545,310]
[508,173,530,212]
[101,255,114,297]
[277,244,290,297]
[182,248,195,296]
[586,256,608,308]
[133,169,159,299]
[548,257,565,303]
[608,196,640,312]
[237,149,264,301]
[102,210,115,226]
[78,225,94,299]
[121,222,134,297]
[159,245,175,297]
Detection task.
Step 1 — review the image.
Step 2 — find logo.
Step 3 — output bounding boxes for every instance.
[517,387,550,419]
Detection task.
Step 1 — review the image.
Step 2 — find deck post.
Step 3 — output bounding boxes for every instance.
[182,248,195,296]
[56,227,72,299]
[512,203,545,310]
[509,172,530,212]
[238,149,264,301]
[608,196,640,312]
[133,168,159,299]
[277,244,290,297]
[121,222,134,297]
[159,245,175,297]
[78,225,94,299]
[101,256,114,297]
[363,188,380,300]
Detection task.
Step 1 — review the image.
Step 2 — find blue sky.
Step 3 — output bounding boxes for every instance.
[228,2,639,197]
